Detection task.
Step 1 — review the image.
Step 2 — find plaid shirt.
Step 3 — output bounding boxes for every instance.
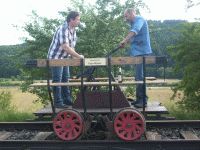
[47,22,77,59]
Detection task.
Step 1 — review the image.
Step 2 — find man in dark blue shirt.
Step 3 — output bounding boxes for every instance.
[120,8,152,108]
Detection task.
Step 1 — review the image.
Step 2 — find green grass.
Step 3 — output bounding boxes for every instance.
[0,87,42,112]
[0,87,42,121]
[0,110,36,121]
[166,103,200,120]
[0,78,22,86]
[147,87,200,120]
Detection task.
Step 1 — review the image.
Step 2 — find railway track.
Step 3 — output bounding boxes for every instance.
[0,120,200,150]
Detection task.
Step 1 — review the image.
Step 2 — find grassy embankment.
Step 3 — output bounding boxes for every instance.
[147,86,200,119]
[0,86,42,121]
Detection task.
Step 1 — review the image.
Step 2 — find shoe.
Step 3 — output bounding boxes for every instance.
[131,99,147,105]
[134,102,147,108]
[64,101,73,106]
[131,100,139,105]
[54,104,69,108]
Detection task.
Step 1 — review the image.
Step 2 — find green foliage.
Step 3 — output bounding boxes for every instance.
[0,91,36,121]
[0,44,25,78]
[169,22,200,111]
[149,20,185,55]
[0,91,14,111]
[0,78,21,86]
[169,105,200,120]
[124,85,136,98]
[0,111,35,122]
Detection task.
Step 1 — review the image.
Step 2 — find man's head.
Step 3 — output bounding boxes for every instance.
[124,8,136,23]
[66,11,80,27]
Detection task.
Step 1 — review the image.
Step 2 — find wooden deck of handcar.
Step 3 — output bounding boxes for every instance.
[34,101,169,120]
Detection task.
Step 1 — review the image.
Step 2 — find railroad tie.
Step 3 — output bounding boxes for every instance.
[31,132,53,141]
[145,131,162,140]
[180,131,199,140]
[0,131,12,140]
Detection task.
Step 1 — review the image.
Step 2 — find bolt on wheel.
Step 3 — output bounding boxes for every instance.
[113,108,145,141]
[53,109,84,141]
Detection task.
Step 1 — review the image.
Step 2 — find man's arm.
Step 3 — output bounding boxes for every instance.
[120,31,136,47]
[61,43,84,59]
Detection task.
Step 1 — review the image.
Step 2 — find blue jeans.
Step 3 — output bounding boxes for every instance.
[51,66,71,105]
[135,63,147,104]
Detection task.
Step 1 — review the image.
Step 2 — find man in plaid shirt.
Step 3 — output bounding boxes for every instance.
[48,11,84,108]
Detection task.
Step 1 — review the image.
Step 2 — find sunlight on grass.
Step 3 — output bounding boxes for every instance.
[0,87,42,113]
[147,87,177,105]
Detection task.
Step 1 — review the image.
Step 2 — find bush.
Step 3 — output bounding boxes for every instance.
[0,91,14,111]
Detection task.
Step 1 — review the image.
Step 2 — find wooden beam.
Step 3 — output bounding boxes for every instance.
[37,59,81,67]
[69,76,157,81]
[30,80,166,87]
[26,56,166,67]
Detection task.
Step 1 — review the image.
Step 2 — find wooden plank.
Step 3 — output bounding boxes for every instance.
[180,131,199,139]
[111,56,160,65]
[69,76,157,82]
[31,132,53,141]
[137,106,168,114]
[0,131,12,140]
[31,56,166,67]
[34,101,168,118]
[111,57,142,65]
[30,80,166,87]
[37,59,81,67]
[145,131,162,140]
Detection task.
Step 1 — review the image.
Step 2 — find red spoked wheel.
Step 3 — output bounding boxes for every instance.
[113,108,145,141]
[53,109,84,141]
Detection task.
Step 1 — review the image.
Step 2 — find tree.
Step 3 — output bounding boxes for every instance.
[0,45,25,78]
[20,0,146,105]
[169,22,200,111]
[186,0,200,9]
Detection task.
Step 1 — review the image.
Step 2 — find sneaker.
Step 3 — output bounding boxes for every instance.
[131,100,139,105]
[131,99,147,105]
[64,101,73,106]
[134,102,147,108]
[54,104,69,108]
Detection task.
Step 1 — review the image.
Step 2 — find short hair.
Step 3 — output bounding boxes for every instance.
[124,8,136,14]
[66,11,80,23]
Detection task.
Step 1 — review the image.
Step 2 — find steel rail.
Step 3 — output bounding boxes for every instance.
[0,120,200,130]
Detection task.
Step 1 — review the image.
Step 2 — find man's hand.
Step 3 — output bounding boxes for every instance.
[79,55,84,59]
[119,40,127,48]
[119,31,135,48]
